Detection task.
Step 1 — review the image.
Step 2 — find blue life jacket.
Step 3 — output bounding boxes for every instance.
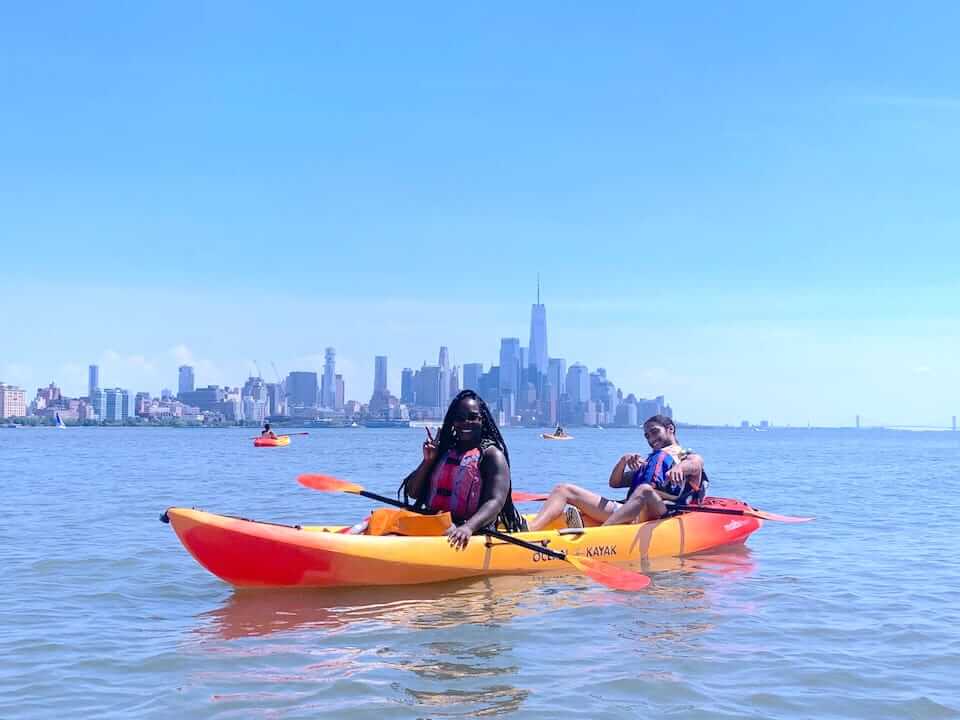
[627,449,707,505]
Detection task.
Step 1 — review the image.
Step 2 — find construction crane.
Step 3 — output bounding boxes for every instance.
[253,360,263,379]
[271,361,282,384]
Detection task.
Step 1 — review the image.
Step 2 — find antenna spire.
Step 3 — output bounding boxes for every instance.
[537,273,540,304]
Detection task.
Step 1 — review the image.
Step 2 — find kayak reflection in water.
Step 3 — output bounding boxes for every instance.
[260,422,278,439]
[400,390,525,549]
[528,415,706,531]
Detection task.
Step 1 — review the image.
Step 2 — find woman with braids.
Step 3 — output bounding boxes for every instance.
[400,390,524,549]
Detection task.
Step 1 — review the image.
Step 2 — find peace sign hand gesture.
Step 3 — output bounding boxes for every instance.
[422,426,439,464]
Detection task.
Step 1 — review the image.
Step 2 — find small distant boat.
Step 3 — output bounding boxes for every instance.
[363,419,411,428]
[254,436,291,447]
[541,433,574,441]
[1,423,17,429]
[55,412,67,429]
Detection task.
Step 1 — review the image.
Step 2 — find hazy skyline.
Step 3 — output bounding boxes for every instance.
[3,3,959,426]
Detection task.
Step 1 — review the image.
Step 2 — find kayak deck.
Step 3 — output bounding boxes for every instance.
[164,498,762,589]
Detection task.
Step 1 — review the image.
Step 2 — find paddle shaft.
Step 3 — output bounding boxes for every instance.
[348,488,569,561]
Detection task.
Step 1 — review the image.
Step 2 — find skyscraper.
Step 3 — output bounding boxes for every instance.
[528,276,548,375]
[321,347,336,408]
[438,346,451,411]
[374,356,388,392]
[566,363,590,403]
[463,363,483,392]
[178,365,195,396]
[400,368,415,404]
[335,374,345,410]
[287,371,319,408]
[369,355,391,413]
[88,365,99,400]
[416,365,442,413]
[498,338,521,395]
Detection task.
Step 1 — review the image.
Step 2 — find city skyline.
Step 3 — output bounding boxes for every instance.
[4,5,960,426]
[2,284,956,428]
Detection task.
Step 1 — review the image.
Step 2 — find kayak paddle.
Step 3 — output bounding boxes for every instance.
[297,473,650,592]
[249,432,310,439]
[510,490,812,523]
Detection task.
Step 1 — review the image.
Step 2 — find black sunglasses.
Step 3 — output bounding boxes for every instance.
[454,410,482,422]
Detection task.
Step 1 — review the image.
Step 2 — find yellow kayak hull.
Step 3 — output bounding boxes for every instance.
[164,501,762,588]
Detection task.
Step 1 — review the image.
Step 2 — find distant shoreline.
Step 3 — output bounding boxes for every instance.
[2,421,954,432]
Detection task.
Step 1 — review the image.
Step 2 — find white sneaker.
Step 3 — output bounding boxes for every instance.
[564,506,584,529]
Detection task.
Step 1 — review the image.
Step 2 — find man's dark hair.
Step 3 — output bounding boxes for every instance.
[644,415,676,432]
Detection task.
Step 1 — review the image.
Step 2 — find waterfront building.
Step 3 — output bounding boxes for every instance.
[374,356,388,393]
[400,368,415,404]
[160,388,173,401]
[0,383,27,419]
[88,365,99,400]
[565,363,590,404]
[177,385,225,410]
[637,395,671,421]
[415,364,441,414]
[321,347,336,409]
[438,347,451,411]
[478,366,499,406]
[265,383,285,417]
[90,389,106,419]
[134,392,151,417]
[178,365,195,396]
[242,376,267,403]
[498,338,522,408]
[335,374,345,411]
[462,363,483,392]
[104,388,131,423]
[369,356,392,413]
[286,371,319,409]
[449,366,460,399]
[243,397,267,423]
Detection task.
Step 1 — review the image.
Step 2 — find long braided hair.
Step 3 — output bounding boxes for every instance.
[400,390,524,532]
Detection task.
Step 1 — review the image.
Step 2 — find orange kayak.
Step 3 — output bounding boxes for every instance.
[253,435,291,447]
[162,498,762,588]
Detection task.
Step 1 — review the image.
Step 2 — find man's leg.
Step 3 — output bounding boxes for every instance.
[527,483,616,531]
[602,484,666,526]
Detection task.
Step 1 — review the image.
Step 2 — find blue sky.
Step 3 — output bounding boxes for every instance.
[2,2,959,426]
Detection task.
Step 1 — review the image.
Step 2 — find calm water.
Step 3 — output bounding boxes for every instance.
[2,426,959,719]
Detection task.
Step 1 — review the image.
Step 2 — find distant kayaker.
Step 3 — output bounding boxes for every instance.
[528,415,706,530]
[261,423,278,439]
[554,425,565,437]
[400,390,525,549]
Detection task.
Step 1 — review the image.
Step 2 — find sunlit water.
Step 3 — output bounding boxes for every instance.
[2,427,958,718]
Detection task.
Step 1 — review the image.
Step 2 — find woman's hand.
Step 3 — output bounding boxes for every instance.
[422,426,438,464]
[445,523,473,550]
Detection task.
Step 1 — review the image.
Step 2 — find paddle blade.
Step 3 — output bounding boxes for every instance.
[749,508,814,523]
[297,474,363,494]
[512,491,549,502]
[565,556,651,591]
